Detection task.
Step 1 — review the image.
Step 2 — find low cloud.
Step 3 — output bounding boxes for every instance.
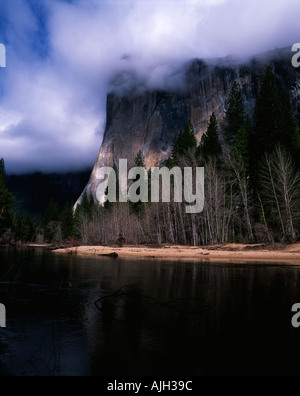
[0,0,299,174]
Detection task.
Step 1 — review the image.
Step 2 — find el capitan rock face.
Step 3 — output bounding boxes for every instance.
[76,48,300,206]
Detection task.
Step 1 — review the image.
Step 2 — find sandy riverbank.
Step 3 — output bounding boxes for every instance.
[28,244,52,248]
[52,243,300,263]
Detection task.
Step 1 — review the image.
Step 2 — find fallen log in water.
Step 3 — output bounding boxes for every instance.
[98,252,119,258]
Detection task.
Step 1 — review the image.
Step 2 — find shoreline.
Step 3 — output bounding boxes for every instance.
[52,243,300,263]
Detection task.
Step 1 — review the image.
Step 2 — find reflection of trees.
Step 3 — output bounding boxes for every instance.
[2,249,299,376]
[88,260,300,376]
[90,264,227,376]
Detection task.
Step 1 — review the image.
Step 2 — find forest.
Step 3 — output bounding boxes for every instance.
[1,67,300,247]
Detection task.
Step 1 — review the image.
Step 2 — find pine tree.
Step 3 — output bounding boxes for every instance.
[23,213,34,242]
[81,192,91,216]
[44,198,60,224]
[254,68,282,158]
[198,113,222,161]
[104,163,120,210]
[129,150,147,216]
[0,159,7,181]
[134,150,146,168]
[0,158,15,234]
[277,83,300,160]
[73,204,83,239]
[223,82,246,148]
[44,198,61,243]
[61,202,75,240]
[233,117,252,174]
[253,67,300,162]
[168,121,197,167]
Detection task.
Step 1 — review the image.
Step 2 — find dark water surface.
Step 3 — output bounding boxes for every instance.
[0,246,300,376]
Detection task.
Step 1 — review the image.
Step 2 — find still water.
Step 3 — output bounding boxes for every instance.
[0,246,300,376]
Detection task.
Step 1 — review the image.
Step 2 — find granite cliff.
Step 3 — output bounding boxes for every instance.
[76,48,300,206]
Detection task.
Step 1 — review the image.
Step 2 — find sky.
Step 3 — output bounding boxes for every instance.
[0,0,299,174]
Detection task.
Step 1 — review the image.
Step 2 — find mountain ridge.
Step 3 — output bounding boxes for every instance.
[76,48,300,207]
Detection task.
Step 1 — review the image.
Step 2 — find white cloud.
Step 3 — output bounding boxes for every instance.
[0,0,300,173]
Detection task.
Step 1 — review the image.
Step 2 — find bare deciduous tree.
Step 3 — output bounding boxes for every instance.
[259,146,300,242]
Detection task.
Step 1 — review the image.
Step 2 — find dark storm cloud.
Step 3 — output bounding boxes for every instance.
[0,0,299,173]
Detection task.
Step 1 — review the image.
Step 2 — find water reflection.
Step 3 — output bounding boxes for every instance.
[0,247,300,376]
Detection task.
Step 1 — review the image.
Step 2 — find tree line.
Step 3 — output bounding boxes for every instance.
[73,67,300,246]
[0,177,76,246]
[1,67,300,246]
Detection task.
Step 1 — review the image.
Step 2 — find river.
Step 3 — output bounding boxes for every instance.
[0,246,300,376]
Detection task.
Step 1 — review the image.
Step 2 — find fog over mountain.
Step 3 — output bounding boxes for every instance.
[0,0,299,174]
